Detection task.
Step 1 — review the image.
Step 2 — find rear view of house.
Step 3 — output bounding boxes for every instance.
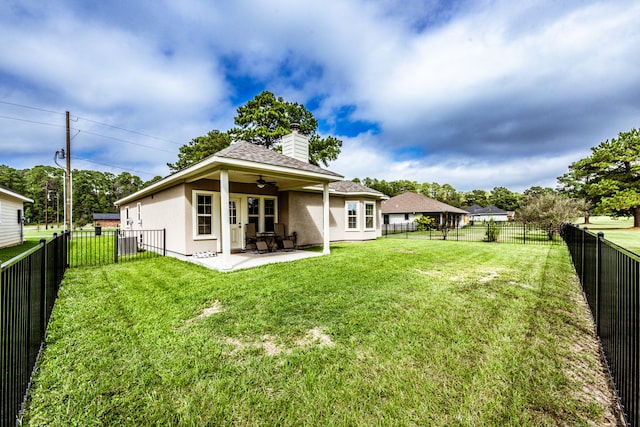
[115,129,387,266]
[0,185,33,249]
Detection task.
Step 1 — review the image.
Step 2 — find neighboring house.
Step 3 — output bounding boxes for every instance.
[381,192,468,228]
[114,129,387,265]
[92,213,120,227]
[465,204,509,222]
[0,185,33,249]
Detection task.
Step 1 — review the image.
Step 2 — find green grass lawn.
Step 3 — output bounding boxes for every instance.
[575,216,640,253]
[0,238,41,264]
[24,240,615,426]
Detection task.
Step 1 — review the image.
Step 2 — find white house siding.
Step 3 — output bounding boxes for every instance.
[0,195,25,249]
[385,212,466,228]
[470,214,509,222]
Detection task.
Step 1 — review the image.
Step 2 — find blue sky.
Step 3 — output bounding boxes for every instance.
[1,0,639,192]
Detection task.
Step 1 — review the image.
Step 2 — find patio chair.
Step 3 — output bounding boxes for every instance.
[245,223,257,251]
[274,223,295,251]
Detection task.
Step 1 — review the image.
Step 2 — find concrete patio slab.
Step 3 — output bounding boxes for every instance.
[184,250,325,272]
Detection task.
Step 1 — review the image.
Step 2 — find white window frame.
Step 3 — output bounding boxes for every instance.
[364,201,375,231]
[124,206,131,228]
[246,195,278,232]
[192,190,216,240]
[263,197,277,232]
[136,202,142,224]
[345,200,359,231]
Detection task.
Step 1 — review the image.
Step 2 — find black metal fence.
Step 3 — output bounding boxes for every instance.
[69,229,166,268]
[1,232,68,427]
[1,228,165,426]
[561,223,638,426]
[383,221,563,245]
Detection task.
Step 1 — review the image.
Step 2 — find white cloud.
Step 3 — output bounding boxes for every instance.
[1,0,640,193]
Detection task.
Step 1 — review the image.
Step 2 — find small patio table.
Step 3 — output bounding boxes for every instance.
[256,231,276,251]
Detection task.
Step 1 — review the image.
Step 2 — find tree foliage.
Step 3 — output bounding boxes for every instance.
[559,128,640,227]
[169,91,342,171]
[0,164,154,226]
[167,130,231,173]
[463,189,490,207]
[517,192,586,239]
[228,91,342,166]
[489,186,521,211]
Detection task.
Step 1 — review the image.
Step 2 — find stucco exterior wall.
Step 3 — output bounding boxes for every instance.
[120,183,190,256]
[282,191,381,246]
[118,180,382,255]
[0,195,25,249]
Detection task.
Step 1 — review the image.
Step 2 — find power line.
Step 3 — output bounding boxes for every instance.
[0,114,66,129]
[74,156,160,177]
[0,100,186,147]
[0,100,65,116]
[74,115,183,145]
[70,128,176,154]
[0,113,177,154]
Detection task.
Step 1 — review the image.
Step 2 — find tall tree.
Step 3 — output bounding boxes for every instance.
[113,172,144,200]
[489,186,521,211]
[167,130,231,173]
[228,91,342,166]
[463,189,490,207]
[560,128,640,227]
[517,192,586,239]
[21,166,63,225]
[0,165,25,194]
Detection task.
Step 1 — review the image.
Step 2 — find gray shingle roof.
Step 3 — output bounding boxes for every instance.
[381,192,468,214]
[93,213,120,221]
[466,205,507,215]
[215,141,343,178]
[329,180,387,196]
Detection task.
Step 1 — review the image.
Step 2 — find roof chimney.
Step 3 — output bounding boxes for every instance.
[281,123,309,163]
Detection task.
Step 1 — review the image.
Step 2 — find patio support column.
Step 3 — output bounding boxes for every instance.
[323,182,330,255]
[220,168,231,270]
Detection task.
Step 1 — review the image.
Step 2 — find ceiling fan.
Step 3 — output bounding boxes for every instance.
[256,175,276,189]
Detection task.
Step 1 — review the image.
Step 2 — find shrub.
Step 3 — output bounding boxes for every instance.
[485,219,500,242]
[414,215,435,231]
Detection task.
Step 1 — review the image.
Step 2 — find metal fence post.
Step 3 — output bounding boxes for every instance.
[596,231,604,336]
[39,238,47,341]
[581,227,587,287]
[163,229,166,256]
[114,229,119,264]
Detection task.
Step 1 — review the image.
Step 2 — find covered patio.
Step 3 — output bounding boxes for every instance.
[184,249,324,272]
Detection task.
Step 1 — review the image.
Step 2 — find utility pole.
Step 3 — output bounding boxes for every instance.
[65,111,72,232]
[44,181,49,230]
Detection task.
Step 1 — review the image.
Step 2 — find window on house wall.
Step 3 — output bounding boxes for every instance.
[196,193,213,236]
[124,207,130,227]
[248,197,260,230]
[264,198,275,232]
[404,213,409,221]
[136,203,142,223]
[346,201,359,230]
[365,202,375,230]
